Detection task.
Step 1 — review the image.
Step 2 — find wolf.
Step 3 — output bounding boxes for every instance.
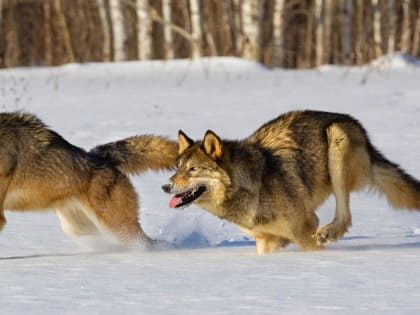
[0,111,177,246]
[162,110,420,254]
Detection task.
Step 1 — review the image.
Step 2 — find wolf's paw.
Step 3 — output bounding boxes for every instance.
[313,220,351,245]
[313,229,331,246]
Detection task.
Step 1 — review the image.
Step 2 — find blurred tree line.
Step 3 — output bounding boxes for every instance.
[0,0,419,69]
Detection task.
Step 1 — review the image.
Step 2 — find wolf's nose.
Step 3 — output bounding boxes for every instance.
[162,184,172,193]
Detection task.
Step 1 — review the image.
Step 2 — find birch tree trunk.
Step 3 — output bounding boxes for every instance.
[136,0,151,60]
[272,0,285,67]
[342,0,353,64]
[314,0,323,66]
[387,0,395,54]
[97,0,111,62]
[400,0,410,53]
[189,0,202,59]
[232,0,243,56]
[109,0,126,61]
[372,0,382,58]
[412,8,420,57]
[241,0,260,60]
[162,0,174,59]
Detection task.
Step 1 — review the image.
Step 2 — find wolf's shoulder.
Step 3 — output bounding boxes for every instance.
[0,111,48,129]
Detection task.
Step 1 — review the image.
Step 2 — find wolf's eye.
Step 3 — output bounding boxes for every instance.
[189,167,196,172]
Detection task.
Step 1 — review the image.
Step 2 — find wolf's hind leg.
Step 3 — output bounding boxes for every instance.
[56,207,99,237]
[85,175,152,246]
[0,177,11,231]
[0,209,6,231]
[314,124,353,245]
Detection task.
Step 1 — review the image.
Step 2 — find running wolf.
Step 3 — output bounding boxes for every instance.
[162,110,420,254]
[0,111,177,246]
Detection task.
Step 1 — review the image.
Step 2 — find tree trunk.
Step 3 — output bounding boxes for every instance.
[272,0,285,67]
[53,0,75,63]
[136,0,151,60]
[412,8,420,57]
[355,0,364,64]
[372,0,382,58]
[400,0,410,53]
[3,0,20,67]
[97,0,111,62]
[314,0,323,66]
[324,0,333,64]
[342,0,353,64]
[241,0,260,61]
[189,0,202,58]
[304,1,314,68]
[232,0,243,56]
[43,0,52,65]
[109,0,126,61]
[162,0,174,59]
[387,0,395,54]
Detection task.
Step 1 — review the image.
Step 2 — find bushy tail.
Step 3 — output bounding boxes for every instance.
[369,143,420,210]
[91,135,178,175]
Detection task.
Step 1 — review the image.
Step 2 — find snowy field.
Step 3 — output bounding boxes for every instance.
[1,55,420,314]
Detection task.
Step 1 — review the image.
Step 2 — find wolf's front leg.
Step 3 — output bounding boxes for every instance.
[255,234,289,255]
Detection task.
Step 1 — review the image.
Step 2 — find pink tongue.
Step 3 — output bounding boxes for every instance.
[169,196,183,208]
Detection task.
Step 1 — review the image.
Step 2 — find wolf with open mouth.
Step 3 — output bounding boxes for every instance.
[162,110,420,255]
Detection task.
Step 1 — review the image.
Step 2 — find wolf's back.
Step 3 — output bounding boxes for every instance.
[368,142,420,210]
[91,135,178,175]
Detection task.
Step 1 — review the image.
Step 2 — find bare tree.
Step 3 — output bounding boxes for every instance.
[314,0,323,66]
[411,7,420,57]
[304,1,314,68]
[387,0,395,54]
[0,0,2,38]
[189,0,202,58]
[136,0,151,60]
[232,0,243,56]
[355,0,364,64]
[97,0,111,62]
[323,0,333,64]
[53,0,75,63]
[342,0,353,64]
[162,0,174,59]
[372,0,382,58]
[241,0,260,60]
[272,0,285,67]
[201,1,217,56]
[400,0,410,53]
[109,0,126,61]
[43,0,52,65]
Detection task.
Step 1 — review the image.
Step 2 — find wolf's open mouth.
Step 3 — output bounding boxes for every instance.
[169,185,207,208]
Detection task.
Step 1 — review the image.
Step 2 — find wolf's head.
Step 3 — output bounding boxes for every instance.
[162,130,230,210]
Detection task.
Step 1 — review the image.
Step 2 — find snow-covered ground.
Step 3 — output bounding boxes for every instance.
[1,56,420,314]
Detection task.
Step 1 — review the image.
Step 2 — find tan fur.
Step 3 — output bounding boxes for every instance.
[164,110,420,254]
[0,112,178,247]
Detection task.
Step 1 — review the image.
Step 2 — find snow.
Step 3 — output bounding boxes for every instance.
[1,54,420,314]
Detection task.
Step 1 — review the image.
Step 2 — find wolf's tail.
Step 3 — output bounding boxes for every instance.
[91,135,178,175]
[369,143,420,210]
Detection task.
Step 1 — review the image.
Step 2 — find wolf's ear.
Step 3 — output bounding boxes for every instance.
[178,130,194,155]
[203,130,223,160]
